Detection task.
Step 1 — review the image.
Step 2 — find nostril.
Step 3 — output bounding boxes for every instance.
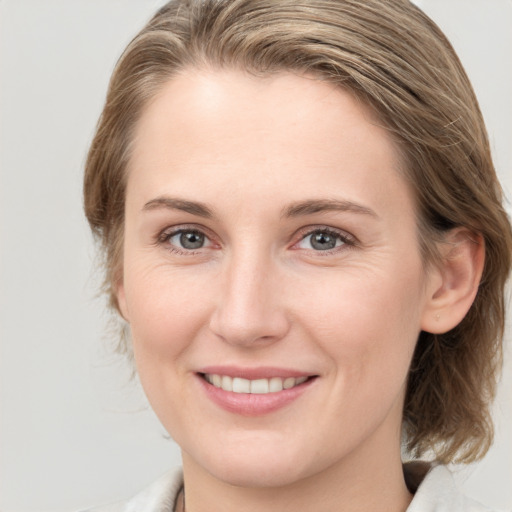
[208,306,291,347]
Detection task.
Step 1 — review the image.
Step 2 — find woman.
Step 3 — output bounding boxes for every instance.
[82,0,512,511]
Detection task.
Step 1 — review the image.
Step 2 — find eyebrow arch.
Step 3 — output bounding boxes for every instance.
[142,196,214,218]
[282,199,378,218]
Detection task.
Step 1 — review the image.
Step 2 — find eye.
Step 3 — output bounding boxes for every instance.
[158,227,214,253]
[171,230,206,250]
[296,228,352,251]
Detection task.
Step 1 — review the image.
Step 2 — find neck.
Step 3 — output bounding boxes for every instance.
[180,437,412,512]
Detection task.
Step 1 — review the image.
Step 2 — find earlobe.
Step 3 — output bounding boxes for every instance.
[421,228,484,334]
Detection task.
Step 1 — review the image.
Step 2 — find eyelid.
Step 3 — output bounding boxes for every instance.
[155,223,218,252]
[291,225,357,251]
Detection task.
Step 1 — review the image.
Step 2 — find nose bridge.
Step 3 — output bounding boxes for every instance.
[209,243,289,346]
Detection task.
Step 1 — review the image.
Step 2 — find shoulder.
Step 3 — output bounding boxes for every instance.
[407,464,507,512]
[77,468,183,512]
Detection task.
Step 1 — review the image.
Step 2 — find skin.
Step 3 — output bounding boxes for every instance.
[118,69,483,512]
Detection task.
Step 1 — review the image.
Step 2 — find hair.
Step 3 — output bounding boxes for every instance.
[84,0,512,464]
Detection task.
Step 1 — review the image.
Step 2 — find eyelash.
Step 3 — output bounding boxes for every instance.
[156,225,214,255]
[293,226,356,254]
[156,225,356,255]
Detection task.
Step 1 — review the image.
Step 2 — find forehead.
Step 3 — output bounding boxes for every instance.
[131,68,387,161]
[127,68,413,220]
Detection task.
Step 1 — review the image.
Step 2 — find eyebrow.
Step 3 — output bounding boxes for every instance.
[142,196,214,218]
[142,196,377,220]
[282,199,378,218]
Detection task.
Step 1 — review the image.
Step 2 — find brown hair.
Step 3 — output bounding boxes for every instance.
[84,0,512,464]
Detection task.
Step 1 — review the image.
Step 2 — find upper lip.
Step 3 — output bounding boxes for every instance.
[198,366,316,380]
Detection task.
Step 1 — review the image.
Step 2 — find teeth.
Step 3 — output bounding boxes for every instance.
[204,374,309,394]
[283,377,296,389]
[269,377,283,392]
[250,379,269,394]
[221,375,233,392]
[232,377,250,393]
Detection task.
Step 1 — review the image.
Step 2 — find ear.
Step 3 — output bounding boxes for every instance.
[116,279,130,322]
[421,228,484,334]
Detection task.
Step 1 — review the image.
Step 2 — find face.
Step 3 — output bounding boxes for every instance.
[119,69,438,488]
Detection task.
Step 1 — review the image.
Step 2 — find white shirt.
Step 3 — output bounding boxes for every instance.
[80,465,505,512]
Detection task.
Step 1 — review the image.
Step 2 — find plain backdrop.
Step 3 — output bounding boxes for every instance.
[0,1,511,511]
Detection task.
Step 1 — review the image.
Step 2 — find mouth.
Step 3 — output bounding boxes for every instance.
[200,373,312,394]
[196,367,318,415]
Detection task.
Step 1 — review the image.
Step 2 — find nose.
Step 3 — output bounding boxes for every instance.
[208,250,290,347]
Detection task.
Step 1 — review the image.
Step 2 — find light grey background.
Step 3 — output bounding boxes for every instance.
[0,1,511,511]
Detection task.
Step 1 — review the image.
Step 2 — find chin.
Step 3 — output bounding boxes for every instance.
[183,434,331,489]
[209,457,311,489]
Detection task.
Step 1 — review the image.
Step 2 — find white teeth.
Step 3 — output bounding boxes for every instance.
[221,375,233,392]
[204,374,309,394]
[283,377,296,389]
[250,379,269,394]
[269,377,284,392]
[232,377,251,393]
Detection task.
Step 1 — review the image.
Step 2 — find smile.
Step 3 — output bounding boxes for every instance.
[197,368,317,415]
[203,374,309,394]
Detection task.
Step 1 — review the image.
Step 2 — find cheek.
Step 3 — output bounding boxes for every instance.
[124,266,212,363]
[124,269,213,427]
[295,265,425,384]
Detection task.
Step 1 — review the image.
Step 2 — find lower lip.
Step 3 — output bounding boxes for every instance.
[198,375,316,416]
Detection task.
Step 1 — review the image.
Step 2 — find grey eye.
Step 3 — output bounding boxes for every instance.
[171,230,206,250]
[297,230,345,251]
[310,231,337,250]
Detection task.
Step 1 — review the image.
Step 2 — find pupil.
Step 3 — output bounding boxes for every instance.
[180,231,204,249]
[311,232,336,250]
